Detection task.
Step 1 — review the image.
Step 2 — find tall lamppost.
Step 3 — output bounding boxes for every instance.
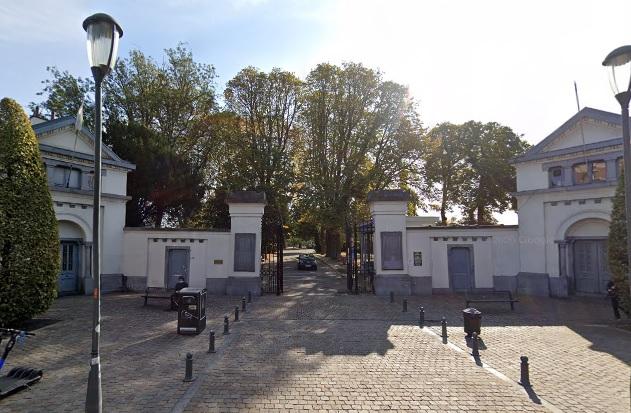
[603,45,631,296]
[82,13,123,413]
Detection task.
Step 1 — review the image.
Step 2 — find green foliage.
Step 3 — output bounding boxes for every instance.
[188,189,231,230]
[459,121,530,224]
[297,63,423,256]
[34,45,218,228]
[29,66,94,129]
[103,45,217,227]
[421,121,530,225]
[222,66,302,209]
[0,98,59,326]
[608,173,631,313]
[420,122,466,224]
[31,53,529,247]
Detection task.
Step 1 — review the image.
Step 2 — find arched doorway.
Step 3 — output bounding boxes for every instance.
[58,220,86,294]
[565,218,611,294]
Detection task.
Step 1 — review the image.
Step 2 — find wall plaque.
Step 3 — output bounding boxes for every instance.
[413,251,422,266]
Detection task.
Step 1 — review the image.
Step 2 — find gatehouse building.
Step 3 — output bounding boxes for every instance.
[32,107,624,297]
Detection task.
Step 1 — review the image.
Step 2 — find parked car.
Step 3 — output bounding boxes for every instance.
[297,254,317,270]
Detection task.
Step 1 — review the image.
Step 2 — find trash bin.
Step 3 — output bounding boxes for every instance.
[463,307,482,337]
[177,288,207,335]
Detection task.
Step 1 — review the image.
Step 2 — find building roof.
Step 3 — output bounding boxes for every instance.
[32,116,136,170]
[367,189,410,202]
[407,224,519,230]
[225,191,267,204]
[512,107,623,164]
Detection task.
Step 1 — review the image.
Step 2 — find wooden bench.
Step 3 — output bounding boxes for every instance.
[465,290,519,311]
[142,287,176,308]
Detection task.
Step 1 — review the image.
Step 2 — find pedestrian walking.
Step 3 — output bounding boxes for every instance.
[607,280,621,320]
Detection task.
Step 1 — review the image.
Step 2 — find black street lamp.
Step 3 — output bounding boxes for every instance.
[82,13,123,413]
[603,45,631,297]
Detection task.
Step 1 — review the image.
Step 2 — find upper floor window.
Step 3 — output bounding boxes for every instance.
[618,157,624,177]
[573,163,589,184]
[549,167,563,187]
[591,160,607,182]
[53,166,81,189]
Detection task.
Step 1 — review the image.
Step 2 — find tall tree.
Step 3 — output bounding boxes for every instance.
[298,63,423,257]
[420,122,466,224]
[223,67,302,209]
[458,121,530,224]
[0,98,59,326]
[32,45,219,227]
[104,45,217,227]
[29,66,94,127]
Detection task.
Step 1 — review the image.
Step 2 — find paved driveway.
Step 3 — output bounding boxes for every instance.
[0,249,628,412]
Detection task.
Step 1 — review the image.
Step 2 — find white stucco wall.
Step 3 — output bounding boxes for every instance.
[101,168,128,196]
[515,161,547,192]
[52,192,127,275]
[406,228,520,289]
[517,186,614,277]
[228,203,265,278]
[38,128,94,154]
[543,119,621,152]
[121,229,232,288]
[371,200,408,276]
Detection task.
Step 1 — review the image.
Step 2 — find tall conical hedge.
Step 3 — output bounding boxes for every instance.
[0,98,59,327]
[607,172,631,314]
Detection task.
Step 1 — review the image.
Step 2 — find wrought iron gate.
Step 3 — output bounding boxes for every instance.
[260,210,284,295]
[346,219,375,293]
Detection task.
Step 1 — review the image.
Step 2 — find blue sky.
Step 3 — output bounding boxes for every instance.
[2,0,631,222]
[3,0,631,142]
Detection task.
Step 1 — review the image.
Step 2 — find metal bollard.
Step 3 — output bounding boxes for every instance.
[242,297,246,312]
[183,353,194,382]
[208,330,216,353]
[223,315,230,335]
[441,317,448,342]
[520,356,531,387]
[471,332,480,358]
[390,291,394,303]
[248,291,252,303]
[419,306,425,327]
[402,298,408,312]
[234,306,239,322]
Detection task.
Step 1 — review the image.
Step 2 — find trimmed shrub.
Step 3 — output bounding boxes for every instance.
[0,98,59,327]
[607,172,631,314]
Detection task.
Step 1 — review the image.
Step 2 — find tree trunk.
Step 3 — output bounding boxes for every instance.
[476,177,484,224]
[154,206,165,228]
[441,188,448,225]
[316,226,325,253]
[325,228,340,259]
[467,208,475,224]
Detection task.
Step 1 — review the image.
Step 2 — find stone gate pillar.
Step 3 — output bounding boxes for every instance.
[226,191,266,296]
[367,190,410,296]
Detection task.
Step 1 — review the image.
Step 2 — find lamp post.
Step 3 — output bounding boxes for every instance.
[603,45,631,297]
[82,13,123,413]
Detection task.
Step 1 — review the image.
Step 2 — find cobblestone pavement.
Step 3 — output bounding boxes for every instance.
[0,249,629,412]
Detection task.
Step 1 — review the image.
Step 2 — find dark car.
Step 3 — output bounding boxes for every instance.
[297,254,317,270]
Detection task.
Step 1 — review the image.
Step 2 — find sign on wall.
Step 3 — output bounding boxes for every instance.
[381,231,403,270]
[234,233,256,272]
[413,251,423,266]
